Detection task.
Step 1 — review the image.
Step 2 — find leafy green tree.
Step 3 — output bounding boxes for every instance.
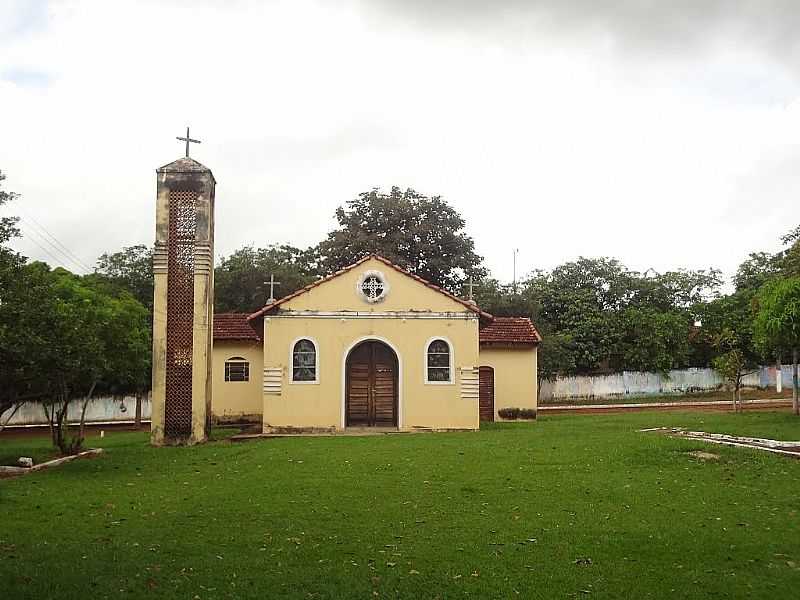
[313,186,486,294]
[94,244,154,310]
[696,291,761,410]
[0,170,20,246]
[215,245,316,312]
[734,251,784,292]
[1,257,151,451]
[615,307,692,373]
[517,258,718,375]
[474,278,541,318]
[781,225,800,278]
[0,170,27,426]
[37,269,151,453]
[536,332,575,389]
[753,277,800,415]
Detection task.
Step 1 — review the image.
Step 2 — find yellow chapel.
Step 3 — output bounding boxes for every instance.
[209,254,541,432]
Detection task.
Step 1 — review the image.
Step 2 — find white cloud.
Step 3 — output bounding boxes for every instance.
[0,0,798,284]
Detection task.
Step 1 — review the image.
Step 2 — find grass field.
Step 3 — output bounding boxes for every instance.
[2,411,800,599]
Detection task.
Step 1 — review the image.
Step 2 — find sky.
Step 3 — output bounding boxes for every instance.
[1,0,799,285]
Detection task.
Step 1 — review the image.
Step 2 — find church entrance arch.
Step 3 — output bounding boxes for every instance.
[345,340,399,427]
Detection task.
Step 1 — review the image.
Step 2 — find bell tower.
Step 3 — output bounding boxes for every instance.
[151,130,215,445]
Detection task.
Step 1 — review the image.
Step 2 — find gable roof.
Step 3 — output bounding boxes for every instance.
[247,254,494,321]
[213,313,261,341]
[479,317,542,346]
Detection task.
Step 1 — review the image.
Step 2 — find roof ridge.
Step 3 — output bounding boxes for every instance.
[248,253,493,321]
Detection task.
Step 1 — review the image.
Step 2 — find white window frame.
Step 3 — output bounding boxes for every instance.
[424,337,454,385]
[289,337,320,384]
[224,356,250,382]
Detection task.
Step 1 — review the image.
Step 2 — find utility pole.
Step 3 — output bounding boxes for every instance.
[512,248,519,294]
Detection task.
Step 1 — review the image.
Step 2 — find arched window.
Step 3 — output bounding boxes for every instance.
[224,357,249,382]
[426,339,452,383]
[292,339,318,382]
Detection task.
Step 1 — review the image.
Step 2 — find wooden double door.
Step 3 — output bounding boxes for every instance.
[346,341,398,427]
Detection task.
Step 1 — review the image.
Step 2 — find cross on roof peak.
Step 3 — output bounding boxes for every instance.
[176,127,201,158]
[265,274,281,303]
[464,275,479,302]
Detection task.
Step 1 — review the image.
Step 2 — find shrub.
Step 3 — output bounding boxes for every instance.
[498,407,520,419]
[498,407,537,420]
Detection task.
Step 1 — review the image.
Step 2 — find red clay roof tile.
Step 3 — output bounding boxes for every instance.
[479,317,542,346]
[213,313,261,341]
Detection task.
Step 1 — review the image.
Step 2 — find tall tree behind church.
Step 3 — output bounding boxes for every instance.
[94,244,154,311]
[215,245,316,312]
[312,187,486,294]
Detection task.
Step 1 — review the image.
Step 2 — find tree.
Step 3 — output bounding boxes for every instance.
[1,259,151,452]
[712,345,752,412]
[39,270,151,453]
[753,277,800,415]
[615,307,692,374]
[536,332,575,390]
[517,258,717,375]
[734,251,784,292]
[313,186,486,294]
[698,291,761,411]
[215,245,316,312]
[94,244,154,310]
[0,169,27,427]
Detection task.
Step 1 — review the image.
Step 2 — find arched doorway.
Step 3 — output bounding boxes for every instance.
[479,366,495,422]
[346,340,398,427]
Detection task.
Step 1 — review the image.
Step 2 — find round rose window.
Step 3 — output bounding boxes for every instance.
[356,270,389,303]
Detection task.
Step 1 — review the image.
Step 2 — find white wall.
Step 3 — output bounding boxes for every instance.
[4,394,151,427]
[540,365,788,401]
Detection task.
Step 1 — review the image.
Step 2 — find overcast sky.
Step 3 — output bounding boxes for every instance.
[1,0,799,285]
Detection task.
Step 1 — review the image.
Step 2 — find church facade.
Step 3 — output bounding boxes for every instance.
[210,254,540,432]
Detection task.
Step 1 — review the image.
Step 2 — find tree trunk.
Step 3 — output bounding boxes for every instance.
[736,386,743,413]
[0,401,22,433]
[776,356,783,394]
[53,396,70,454]
[78,382,97,443]
[43,402,54,445]
[793,349,799,416]
[134,393,142,429]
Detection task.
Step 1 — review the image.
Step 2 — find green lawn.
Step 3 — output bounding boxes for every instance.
[2,411,800,599]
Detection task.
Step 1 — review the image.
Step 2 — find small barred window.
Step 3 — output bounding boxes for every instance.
[225,357,249,382]
[427,340,451,382]
[292,339,317,382]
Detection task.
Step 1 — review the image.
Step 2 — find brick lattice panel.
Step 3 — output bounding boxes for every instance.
[165,190,197,438]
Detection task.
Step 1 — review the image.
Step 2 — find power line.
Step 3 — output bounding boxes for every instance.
[17,223,89,274]
[3,196,94,274]
[19,211,94,273]
[16,224,82,272]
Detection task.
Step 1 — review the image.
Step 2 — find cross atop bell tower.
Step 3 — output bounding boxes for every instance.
[176,126,201,158]
[150,139,216,446]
